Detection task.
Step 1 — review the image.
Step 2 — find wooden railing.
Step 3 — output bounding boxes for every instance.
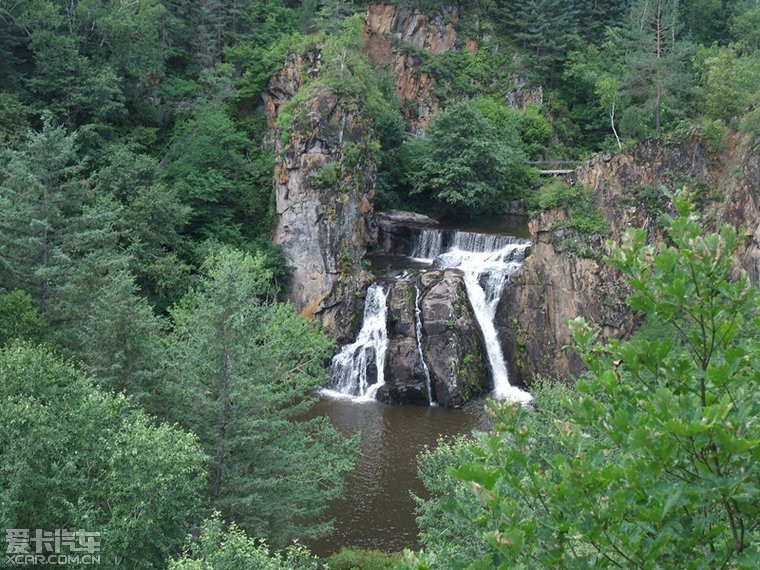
[524,161,582,176]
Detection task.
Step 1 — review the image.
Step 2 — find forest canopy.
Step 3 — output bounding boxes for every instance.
[1,1,759,568]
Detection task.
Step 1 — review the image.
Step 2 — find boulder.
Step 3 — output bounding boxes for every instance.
[375,210,439,254]
[379,280,430,405]
[419,271,490,407]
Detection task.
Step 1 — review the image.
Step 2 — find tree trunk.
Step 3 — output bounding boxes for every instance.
[212,343,230,503]
[655,0,662,137]
[610,102,622,149]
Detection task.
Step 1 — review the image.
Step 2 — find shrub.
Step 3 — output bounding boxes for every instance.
[326,548,402,570]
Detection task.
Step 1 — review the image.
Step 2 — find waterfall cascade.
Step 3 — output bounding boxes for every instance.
[421,231,531,402]
[414,284,434,405]
[326,227,532,404]
[327,284,390,400]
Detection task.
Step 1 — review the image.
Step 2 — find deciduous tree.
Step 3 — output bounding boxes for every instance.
[450,197,760,568]
[0,343,207,568]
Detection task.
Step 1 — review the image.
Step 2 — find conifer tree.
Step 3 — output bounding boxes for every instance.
[617,0,694,137]
[163,248,357,545]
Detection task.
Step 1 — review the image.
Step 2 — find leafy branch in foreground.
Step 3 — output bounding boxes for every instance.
[448,196,759,568]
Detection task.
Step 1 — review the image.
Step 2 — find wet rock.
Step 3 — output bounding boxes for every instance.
[419,271,489,408]
[381,336,430,406]
[380,280,429,405]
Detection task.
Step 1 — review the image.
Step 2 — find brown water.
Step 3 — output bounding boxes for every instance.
[308,214,528,556]
[436,214,531,238]
[307,395,492,557]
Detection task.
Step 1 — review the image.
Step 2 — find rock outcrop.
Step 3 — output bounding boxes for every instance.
[420,271,489,407]
[378,279,429,406]
[502,130,760,382]
[363,3,460,132]
[265,60,377,340]
[365,3,458,54]
[505,74,544,110]
[714,135,760,283]
[374,270,490,408]
[375,210,439,254]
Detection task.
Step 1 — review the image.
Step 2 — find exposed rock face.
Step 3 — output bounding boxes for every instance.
[506,75,543,111]
[499,221,633,381]
[375,210,439,254]
[364,3,460,132]
[377,280,429,405]
[419,271,489,408]
[373,270,490,408]
[265,63,377,340]
[714,136,760,284]
[501,131,760,383]
[366,3,458,54]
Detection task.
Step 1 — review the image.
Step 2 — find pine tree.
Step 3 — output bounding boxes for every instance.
[512,0,578,84]
[618,0,694,137]
[0,118,84,316]
[163,248,357,545]
[574,0,633,41]
[77,269,166,412]
[0,119,132,350]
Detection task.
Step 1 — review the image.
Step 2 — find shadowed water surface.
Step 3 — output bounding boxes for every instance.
[307,396,491,557]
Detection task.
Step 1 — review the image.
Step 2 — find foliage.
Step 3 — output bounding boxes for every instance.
[0,290,46,347]
[695,45,760,125]
[161,103,260,244]
[121,182,193,310]
[2,0,760,560]
[309,161,342,190]
[169,514,319,570]
[412,380,580,568]
[510,0,580,85]
[741,106,760,138]
[0,118,131,341]
[162,248,357,545]
[0,342,207,569]
[616,0,696,138]
[326,547,402,570]
[76,269,166,411]
[529,180,610,235]
[450,200,760,568]
[406,100,531,215]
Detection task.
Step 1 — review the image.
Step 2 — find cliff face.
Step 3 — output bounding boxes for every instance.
[363,3,459,133]
[363,3,543,132]
[502,132,760,382]
[715,136,760,283]
[265,58,377,340]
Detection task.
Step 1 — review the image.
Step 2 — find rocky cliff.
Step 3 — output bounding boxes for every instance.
[362,3,541,132]
[264,56,377,340]
[502,131,760,382]
[363,3,459,132]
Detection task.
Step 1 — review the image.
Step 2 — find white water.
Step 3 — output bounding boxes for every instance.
[413,230,533,403]
[414,284,435,406]
[325,284,390,400]
[325,228,532,404]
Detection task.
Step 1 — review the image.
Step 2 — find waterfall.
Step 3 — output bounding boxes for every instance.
[326,284,390,399]
[411,228,443,259]
[412,229,529,261]
[414,229,532,403]
[325,225,531,405]
[414,285,434,406]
